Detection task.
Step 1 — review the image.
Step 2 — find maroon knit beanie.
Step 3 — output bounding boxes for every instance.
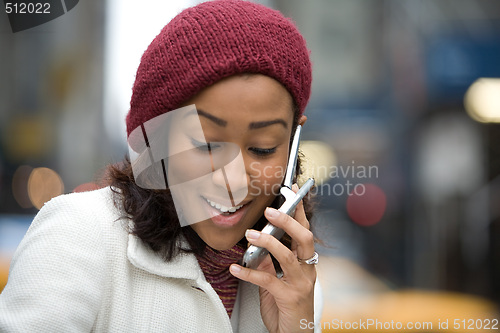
[126,0,312,137]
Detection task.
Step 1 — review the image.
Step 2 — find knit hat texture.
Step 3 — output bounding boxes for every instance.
[126,0,312,137]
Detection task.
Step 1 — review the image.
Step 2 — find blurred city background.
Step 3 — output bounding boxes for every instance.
[0,0,499,331]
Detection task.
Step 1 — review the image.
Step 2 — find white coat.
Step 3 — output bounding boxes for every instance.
[0,187,268,332]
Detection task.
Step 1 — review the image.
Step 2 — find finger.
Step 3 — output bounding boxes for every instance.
[292,185,309,230]
[245,229,303,279]
[264,207,315,262]
[229,263,284,293]
[291,184,308,254]
[256,253,277,276]
[293,198,309,246]
[290,183,310,255]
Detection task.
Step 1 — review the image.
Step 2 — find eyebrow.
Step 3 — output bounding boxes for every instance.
[196,109,227,127]
[248,119,287,130]
[193,108,287,129]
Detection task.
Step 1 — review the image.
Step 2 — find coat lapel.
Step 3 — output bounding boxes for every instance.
[126,234,201,280]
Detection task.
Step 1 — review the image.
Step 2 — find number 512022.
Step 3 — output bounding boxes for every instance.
[5,3,51,14]
[454,318,498,330]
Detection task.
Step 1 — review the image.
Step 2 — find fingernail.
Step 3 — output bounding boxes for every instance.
[230,264,241,274]
[245,229,261,240]
[265,207,280,218]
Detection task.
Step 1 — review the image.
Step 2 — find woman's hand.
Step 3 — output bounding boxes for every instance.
[229,185,316,333]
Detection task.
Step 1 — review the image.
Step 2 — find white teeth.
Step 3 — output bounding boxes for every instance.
[205,198,244,214]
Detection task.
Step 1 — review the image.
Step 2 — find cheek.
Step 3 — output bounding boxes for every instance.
[168,151,213,185]
[247,158,287,197]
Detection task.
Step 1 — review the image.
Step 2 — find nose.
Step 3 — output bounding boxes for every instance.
[211,149,249,205]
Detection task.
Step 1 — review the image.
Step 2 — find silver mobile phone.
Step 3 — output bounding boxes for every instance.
[241,125,315,269]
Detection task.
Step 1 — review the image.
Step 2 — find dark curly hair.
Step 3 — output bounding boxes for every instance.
[107,109,316,262]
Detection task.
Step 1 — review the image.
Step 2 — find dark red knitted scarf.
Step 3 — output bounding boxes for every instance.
[195,244,245,317]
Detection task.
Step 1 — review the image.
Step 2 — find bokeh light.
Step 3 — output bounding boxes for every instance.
[27,167,64,209]
[346,183,387,226]
[299,140,337,186]
[12,165,33,209]
[464,78,500,123]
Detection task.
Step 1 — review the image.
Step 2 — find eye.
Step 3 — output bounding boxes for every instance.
[249,147,277,157]
[191,138,221,152]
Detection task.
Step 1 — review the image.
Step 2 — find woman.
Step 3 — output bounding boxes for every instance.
[0,1,321,332]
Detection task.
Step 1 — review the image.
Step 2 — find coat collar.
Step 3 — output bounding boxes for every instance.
[127,233,202,281]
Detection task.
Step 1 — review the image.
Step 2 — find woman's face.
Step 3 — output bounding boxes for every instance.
[167,74,305,250]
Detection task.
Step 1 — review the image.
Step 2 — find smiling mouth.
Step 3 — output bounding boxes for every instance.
[204,197,247,214]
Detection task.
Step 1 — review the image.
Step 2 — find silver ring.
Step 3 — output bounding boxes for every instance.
[298,251,319,265]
